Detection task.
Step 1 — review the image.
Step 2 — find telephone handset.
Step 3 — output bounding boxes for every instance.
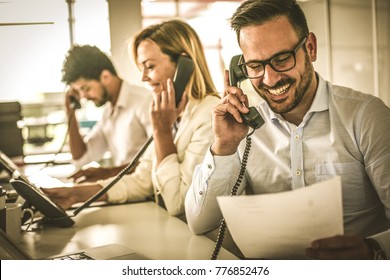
[69,95,81,110]
[173,55,194,106]
[41,92,81,168]
[229,55,264,129]
[211,55,265,260]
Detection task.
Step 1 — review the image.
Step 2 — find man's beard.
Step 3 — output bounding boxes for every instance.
[95,87,110,107]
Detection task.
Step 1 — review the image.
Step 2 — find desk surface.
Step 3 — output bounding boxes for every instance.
[20,201,238,260]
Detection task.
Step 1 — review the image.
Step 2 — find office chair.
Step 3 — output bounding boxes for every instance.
[0,101,24,158]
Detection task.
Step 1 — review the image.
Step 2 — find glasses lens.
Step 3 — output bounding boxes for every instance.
[270,52,296,72]
[241,61,264,79]
[240,52,296,79]
[239,36,303,79]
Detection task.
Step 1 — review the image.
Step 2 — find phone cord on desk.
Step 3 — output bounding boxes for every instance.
[38,107,76,170]
[211,129,255,260]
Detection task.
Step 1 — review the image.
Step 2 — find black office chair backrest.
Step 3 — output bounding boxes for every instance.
[0,101,24,158]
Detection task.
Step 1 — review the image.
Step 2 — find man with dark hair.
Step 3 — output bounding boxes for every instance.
[185,0,390,259]
[62,45,152,182]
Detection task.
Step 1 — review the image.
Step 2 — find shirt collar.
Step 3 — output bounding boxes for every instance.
[114,81,127,109]
[261,73,328,121]
[308,73,328,114]
[105,81,128,118]
[107,81,127,115]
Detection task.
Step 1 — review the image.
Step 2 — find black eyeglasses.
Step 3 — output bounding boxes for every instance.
[238,35,308,79]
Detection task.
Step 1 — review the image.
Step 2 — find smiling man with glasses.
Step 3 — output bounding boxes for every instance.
[185,0,390,260]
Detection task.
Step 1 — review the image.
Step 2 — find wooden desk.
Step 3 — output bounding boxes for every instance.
[20,202,239,260]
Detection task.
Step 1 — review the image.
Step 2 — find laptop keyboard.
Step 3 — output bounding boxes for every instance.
[52,251,94,260]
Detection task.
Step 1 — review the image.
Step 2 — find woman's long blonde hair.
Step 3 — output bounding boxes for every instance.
[132,19,218,100]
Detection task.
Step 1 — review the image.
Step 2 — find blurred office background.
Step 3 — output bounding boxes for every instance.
[0,0,389,155]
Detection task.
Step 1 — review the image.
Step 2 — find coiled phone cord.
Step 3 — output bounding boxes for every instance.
[211,128,255,260]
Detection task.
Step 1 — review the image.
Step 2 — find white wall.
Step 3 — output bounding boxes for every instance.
[1,0,389,106]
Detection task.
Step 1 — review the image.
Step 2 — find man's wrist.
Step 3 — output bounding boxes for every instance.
[210,141,239,156]
[67,110,76,119]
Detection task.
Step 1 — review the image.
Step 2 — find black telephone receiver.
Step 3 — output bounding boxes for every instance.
[173,55,195,106]
[229,55,264,129]
[69,95,81,110]
[211,55,266,260]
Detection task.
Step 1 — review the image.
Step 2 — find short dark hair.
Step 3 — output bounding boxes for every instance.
[231,0,309,44]
[61,45,117,84]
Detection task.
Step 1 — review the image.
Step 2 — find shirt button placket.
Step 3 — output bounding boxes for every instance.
[291,128,304,189]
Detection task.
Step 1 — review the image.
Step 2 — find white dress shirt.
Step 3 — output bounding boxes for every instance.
[185,74,390,258]
[73,82,153,168]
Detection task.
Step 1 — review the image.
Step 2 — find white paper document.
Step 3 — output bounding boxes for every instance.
[217,176,343,259]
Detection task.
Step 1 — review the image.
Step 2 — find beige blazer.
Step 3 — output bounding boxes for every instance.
[101,95,220,216]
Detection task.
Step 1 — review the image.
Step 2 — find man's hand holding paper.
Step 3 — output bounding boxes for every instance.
[217,176,343,259]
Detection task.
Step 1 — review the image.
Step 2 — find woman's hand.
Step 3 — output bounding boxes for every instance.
[41,187,81,210]
[150,78,187,133]
[42,184,106,210]
[150,78,186,165]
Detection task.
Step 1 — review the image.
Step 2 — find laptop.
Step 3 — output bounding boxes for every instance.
[0,228,148,260]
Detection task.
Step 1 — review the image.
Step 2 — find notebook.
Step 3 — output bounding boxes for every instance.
[0,228,148,260]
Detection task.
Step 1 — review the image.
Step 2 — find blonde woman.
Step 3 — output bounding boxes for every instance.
[43,19,219,217]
